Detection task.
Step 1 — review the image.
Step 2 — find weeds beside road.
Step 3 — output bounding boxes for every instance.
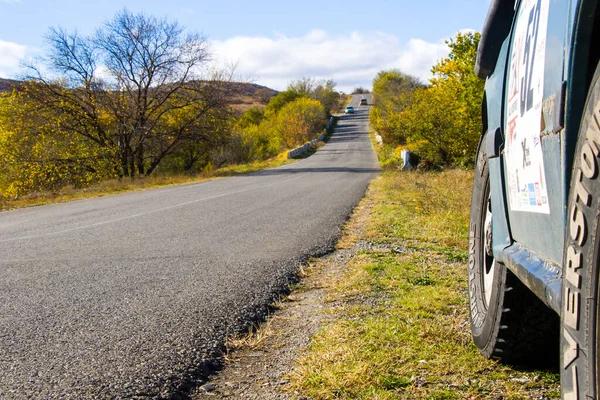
[0,156,293,211]
[288,170,560,399]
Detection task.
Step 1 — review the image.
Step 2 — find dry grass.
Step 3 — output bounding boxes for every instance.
[230,95,266,113]
[226,318,276,353]
[0,154,294,211]
[288,170,560,399]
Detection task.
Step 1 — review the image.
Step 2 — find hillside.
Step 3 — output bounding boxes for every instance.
[227,82,279,112]
[231,82,278,98]
[0,78,276,96]
[0,78,20,93]
[0,78,277,112]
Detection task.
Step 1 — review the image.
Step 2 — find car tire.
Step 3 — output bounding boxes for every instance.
[469,144,558,366]
[561,62,600,399]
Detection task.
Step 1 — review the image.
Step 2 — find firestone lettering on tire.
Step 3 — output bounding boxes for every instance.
[562,101,600,398]
[469,222,484,328]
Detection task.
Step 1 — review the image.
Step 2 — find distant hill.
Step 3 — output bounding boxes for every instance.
[227,82,279,112]
[222,82,276,97]
[0,78,20,93]
[0,78,278,106]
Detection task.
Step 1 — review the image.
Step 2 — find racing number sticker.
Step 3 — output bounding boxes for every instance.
[505,0,550,214]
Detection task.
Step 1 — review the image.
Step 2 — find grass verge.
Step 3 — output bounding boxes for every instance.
[0,155,293,211]
[288,169,560,399]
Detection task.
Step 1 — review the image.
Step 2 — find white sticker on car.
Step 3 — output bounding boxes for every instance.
[505,0,550,214]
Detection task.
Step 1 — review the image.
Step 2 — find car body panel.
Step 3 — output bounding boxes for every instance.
[485,37,514,263]
[484,0,569,264]
[502,242,563,313]
[480,0,588,310]
[498,0,570,265]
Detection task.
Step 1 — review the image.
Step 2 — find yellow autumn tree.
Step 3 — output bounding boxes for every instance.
[0,90,117,198]
[275,98,326,148]
[399,31,484,166]
[370,70,422,144]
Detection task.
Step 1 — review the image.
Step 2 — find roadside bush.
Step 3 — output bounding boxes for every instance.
[275,98,326,148]
[405,32,483,166]
[371,32,483,167]
[0,92,117,198]
[215,118,281,166]
[264,90,304,118]
[219,91,327,165]
[237,107,266,128]
[370,70,422,145]
[376,144,401,169]
[241,122,282,161]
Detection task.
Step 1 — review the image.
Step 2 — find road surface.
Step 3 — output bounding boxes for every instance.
[0,95,378,398]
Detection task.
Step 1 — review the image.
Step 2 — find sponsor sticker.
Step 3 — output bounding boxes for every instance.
[505,0,551,214]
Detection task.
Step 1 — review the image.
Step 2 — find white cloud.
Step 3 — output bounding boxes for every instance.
[0,40,27,78]
[459,28,478,35]
[210,30,451,92]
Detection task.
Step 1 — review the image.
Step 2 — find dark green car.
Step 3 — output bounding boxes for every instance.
[470,0,600,397]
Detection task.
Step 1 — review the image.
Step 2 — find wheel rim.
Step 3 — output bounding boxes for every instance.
[482,194,496,309]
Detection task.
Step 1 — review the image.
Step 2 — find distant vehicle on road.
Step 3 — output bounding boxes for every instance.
[469,0,600,397]
[360,97,367,105]
[345,106,354,114]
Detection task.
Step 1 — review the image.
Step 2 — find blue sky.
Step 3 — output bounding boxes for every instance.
[0,0,492,91]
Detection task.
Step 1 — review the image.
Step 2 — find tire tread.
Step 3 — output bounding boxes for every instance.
[489,270,559,367]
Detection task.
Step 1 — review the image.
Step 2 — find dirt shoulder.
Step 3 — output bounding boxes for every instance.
[190,191,374,399]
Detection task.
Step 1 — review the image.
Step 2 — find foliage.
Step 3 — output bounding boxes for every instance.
[397,85,466,165]
[422,31,484,165]
[237,107,266,129]
[24,9,235,178]
[371,32,484,166]
[287,77,318,96]
[374,144,404,170]
[157,105,235,173]
[217,120,281,166]
[310,79,341,117]
[370,69,422,144]
[221,96,325,165]
[352,87,371,94]
[239,122,282,162]
[254,87,274,104]
[269,78,341,118]
[0,92,116,198]
[221,78,332,166]
[274,97,326,148]
[264,90,304,117]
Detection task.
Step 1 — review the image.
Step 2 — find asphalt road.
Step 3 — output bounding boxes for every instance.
[0,94,379,399]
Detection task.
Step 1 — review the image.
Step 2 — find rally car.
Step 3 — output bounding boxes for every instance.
[470,0,600,398]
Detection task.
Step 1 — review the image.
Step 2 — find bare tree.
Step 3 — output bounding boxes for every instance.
[255,87,274,105]
[286,78,340,116]
[287,77,317,96]
[311,79,340,116]
[352,87,371,94]
[24,9,235,177]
